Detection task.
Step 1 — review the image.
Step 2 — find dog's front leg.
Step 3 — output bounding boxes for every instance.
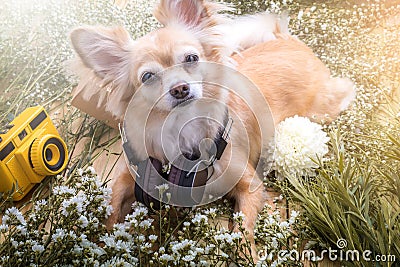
[106,155,136,229]
[228,163,266,261]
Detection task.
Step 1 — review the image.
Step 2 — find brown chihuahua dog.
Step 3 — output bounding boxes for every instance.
[69,0,355,258]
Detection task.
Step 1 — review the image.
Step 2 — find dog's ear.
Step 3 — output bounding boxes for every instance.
[70,26,132,80]
[154,0,214,28]
[70,26,135,120]
[154,0,231,63]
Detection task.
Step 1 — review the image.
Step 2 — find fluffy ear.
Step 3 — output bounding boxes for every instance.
[70,26,132,80]
[154,0,225,29]
[154,0,231,63]
[69,26,135,120]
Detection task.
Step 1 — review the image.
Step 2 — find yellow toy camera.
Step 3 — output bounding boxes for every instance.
[0,106,68,201]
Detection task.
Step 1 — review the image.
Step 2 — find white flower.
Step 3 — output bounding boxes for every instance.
[204,208,217,215]
[182,254,195,262]
[159,254,173,261]
[130,204,148,218]
[191,214,208,224]
[61,194,88,216]
[199,260,210,266]
[77,215,89,228]
[52,228,66,242]
[195,247,204,254]
[53,185,75,195]
[138,235,145,242]
[266,116,329,178]
[16,225,27,235]
[105,205,113,217]
[2,207,26,226]
[0,224,9,233]
[233,211,245,222]
[271,238,279,249]
[34,199,47,209]
[279,221,289,229]
[140,242,152,250]
[11,239,18,248]
[204,244,215,254]
[220,252,229,258]
[214,232,241,245]
[231,232,242,240]
[171,239,195,255]
[87,166,96,174]
[155,183,169,192]
[289,210,299,224]
[291,210,299,218]
[148,235,157,241]
[298,10,304,20]
[32,244,45,253]
[139,219,153,228]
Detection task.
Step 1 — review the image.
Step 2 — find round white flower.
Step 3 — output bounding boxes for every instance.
[266,116,330,178]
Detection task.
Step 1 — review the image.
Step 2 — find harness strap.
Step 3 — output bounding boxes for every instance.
[120,113,232,209]
[135,158,164,210]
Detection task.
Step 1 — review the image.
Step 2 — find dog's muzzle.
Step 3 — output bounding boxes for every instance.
[119,115,232,210]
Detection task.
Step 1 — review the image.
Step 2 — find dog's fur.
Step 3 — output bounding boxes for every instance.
[69,0,355,258]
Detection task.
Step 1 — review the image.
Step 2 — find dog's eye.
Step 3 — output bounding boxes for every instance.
[141,72,155,83]
[185,54,199,63]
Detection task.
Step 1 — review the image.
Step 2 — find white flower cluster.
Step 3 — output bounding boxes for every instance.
[255,205,302,267]
[0,165,306,266]
[0,168,114,266]
[265,116,330,179]
[155,211,245,265]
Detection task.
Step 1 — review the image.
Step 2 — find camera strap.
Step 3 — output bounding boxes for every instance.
[120,113,232,209]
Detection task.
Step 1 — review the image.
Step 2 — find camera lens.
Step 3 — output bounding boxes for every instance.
[42,140,65,171]
[30,134,68,176]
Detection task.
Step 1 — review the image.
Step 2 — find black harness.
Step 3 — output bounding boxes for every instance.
[120,116,232,210]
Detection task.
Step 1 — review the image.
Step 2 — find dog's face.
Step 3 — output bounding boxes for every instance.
[131,27,205,111]
[70,0,230,117]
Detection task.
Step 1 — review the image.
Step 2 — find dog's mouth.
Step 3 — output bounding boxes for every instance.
[172,95,196,108]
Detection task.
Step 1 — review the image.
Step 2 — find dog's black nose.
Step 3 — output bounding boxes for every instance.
[169,82,190,99]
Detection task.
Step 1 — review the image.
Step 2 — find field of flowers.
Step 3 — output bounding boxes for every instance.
[0,0,399,266]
